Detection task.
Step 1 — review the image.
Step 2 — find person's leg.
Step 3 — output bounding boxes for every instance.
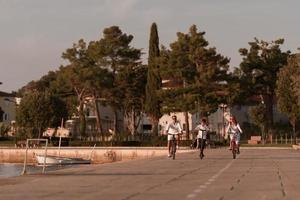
[176,134,180,149]
[236,140,240,154]
[228,135,232,150]
[237,134,240,153]
[167,135,171,157]
[201,139,206,156]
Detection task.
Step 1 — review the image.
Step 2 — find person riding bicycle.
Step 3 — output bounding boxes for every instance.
[165,115,183,157]
[226,116,242,153]
[194,118,210,158]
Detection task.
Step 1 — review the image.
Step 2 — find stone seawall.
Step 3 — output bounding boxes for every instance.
[0,147,192,164]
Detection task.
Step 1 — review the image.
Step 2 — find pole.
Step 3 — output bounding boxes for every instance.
[58,136,62,157]
[222,107,225,140]
[21,140,29,175]
[42,140,48,173]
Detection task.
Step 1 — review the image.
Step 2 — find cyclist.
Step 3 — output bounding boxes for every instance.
[194,118,210,158]
[226,116,242,153]
[165,115,183,157]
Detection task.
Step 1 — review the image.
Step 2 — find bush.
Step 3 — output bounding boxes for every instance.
[0,123,10,137]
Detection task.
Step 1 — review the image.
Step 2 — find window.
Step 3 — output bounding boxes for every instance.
[4,113,8,121]
[0,107,3,122]
[183,123,186,131]
[143,124,152,130]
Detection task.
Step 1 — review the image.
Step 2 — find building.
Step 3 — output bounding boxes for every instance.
[0,91,17,125]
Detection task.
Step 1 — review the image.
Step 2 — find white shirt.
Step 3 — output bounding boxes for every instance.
[165,121,182,135]
[226,123,242,135]
[195,124,210,139]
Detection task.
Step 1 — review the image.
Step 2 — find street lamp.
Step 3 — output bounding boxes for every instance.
[219,103,227,140]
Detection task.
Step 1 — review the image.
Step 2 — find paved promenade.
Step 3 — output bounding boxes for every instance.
[0,148,299,200]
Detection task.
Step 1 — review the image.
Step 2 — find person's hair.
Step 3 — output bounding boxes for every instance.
[172,115,177,119]
[230,116,237,125]
[201,118,207,124]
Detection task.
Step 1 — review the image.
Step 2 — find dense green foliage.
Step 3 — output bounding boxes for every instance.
[276,54,300,143]
[159,25,230,115]
[16,91,68,138]
[238,38,290,135]
[145,23,162,136]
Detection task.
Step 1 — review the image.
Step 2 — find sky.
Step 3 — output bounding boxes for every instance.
[1,0,300,92]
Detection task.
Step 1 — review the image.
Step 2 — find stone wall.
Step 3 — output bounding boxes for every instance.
[0,147,191,164]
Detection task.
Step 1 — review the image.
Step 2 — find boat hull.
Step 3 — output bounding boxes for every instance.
[35,155,91,165]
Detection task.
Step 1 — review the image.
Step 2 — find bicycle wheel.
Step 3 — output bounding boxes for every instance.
[232,141,236,159]
[200,152,204,159]
[172,139,176,160]
[232,149,236,159]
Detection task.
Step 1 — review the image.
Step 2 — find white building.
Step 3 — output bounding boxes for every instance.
[0,91,18,125]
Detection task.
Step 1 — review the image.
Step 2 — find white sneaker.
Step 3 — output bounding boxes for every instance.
[168,154,171,158]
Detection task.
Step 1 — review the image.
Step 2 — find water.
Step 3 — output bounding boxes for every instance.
[0,164,74,177]
[0,164,23,177]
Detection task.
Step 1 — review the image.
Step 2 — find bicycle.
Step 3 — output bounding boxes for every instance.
[230,133,238,159]
[169,134,177,160]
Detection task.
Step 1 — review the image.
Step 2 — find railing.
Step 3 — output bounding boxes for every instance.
[22,138,48,175]
[273,135,299,145]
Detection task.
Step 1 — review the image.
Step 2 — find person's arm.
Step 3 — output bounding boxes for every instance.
[225,124,230,134]
[164,123,170,135]
[194,125,200,136]
[194,124,200,131]
[205,125,210,132]
[237,124,243,134]
[178,122,183,134]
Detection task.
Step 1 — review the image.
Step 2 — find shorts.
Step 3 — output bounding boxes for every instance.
[229,133,240,144]
[168,134,179,141]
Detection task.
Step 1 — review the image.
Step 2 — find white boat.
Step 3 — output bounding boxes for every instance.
[35,155,91,165]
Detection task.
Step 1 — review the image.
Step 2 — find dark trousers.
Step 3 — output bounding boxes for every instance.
[198,139,206,154]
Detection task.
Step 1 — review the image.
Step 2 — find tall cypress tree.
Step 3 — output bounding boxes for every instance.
[145,23,162,136]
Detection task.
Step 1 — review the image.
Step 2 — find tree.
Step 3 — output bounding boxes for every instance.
[61,39,94,137]
[118,64,147,135]
[145,23,162,136]
[159,25,230,137]
[249,104,267,142]
[291,54,300,108]
[93,26,142,134]
[18,69,78,120]
[238,38,290,136]
[278,54,300,144]
[16,91,68,138]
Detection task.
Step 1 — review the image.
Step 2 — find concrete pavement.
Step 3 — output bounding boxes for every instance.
[0,148,300,200]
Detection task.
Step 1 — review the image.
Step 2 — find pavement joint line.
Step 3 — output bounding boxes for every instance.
[121,192,140,200]
[187,194,197,198]
[122,157,217,200]
[272,159,288,198]
[194,189,202,193]
[186,159,235,199]
[226,161,254,196]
